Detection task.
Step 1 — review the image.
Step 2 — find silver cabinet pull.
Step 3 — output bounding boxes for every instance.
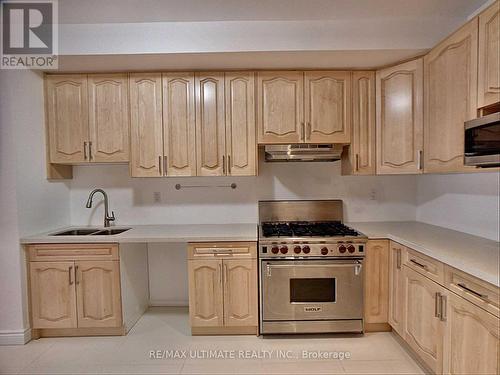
[417,150,423,170]
[69,266,73,285]
[222,155,226,175]
[435,292,442,318]
[158,156,162,176]
[88,142,93,161]
[301,122,305,142]
[306,122,311,141]
[218,263,222,284]
[223,263,228,287]
[75,265,79,285]
[410,259,428,270]
[457,283,489,300]
[83,142,88,160]
[440,294,447,321]
[227,155,231,175]
[213,249,233,254]
[355,154,359,172]
[396,248,402,269]
[163,156,168,176]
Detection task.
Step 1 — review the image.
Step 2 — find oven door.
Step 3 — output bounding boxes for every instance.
[261,259,363,321]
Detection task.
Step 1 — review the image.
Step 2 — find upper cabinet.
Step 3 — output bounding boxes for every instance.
[304,71,351,143]
[376,59,423,174]
[424,19,478,173]
[46,74,129,165]
[129,73,164,177]
[257,71,303,144]
[46,75,89,164]
[478,1,500,109]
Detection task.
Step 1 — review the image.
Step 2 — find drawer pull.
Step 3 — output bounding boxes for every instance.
[213,249,233,254]
[75,265,79,285]
[68,266,74,285]
[396,248,402,269]
[457,283,489,300]
[435,292,442,318]
[440,294,447,322]
[410,259,428,270]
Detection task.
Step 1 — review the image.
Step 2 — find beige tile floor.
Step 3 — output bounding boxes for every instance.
[0,307,426,374]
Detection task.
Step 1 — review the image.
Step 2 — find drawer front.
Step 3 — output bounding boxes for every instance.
[188,242,257,259]
[404,248,444,284]
[27,244,119,261]
[445,265,499,318]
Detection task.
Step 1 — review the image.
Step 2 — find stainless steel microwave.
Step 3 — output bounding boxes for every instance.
[464,112,500,168]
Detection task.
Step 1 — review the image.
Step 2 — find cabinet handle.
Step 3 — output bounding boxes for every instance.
[435,292,442,318]
[75,265,79,285]
[83,142,88,160]
[88,142,93,161]
[417,150,423,170]
[301,122,305,141]
[213,249,233,254]
[223,264,228,287]
[218,263,222,284]
[355,154,360,172]
[158,156,162,176]
[457,283,489,301]
[440,294,447,321]
[410,259,428,270]
[306,122,311,141]
[396,248,402,269]
[227,155,231,175]
[68,266,73,285]
[163,156,167,176]
[222,155,226,175]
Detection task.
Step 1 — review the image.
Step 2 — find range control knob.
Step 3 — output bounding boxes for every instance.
[271,246,279,254]
[347,245,356,253]
[293,246,302,254]
[338,245,347,254]
[321,247,329,255]
[302,245,311,254]
[280,246,289,254]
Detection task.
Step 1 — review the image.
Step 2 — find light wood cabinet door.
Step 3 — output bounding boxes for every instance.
[443,293,500,375]
[257,71,303,144]
[75,261,122,328]
[350,71,376,175]
[188,259,223,327]
[223,259,257,327]
[88,74,129,162]
[162,73,196,176]
[388,242,405,336]
[364,240,389,324]
[403,266,446,374]
[195,73,226,176]
[129,73,163,177]
[424,19,478,173]
[46,75,89,164]
[376,59,423,174]
[225,72,257,176]
[304,71,351,143]
[478,1,500,108]
[30,261,77,329]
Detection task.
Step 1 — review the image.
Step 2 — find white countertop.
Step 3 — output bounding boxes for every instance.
[20,224,258,244]
[347,221,500,287]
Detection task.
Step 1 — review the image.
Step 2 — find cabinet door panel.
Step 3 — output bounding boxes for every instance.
[188,259,223,327]
[257,71,303,144]
[223,259,257,327]
[163,73,196,176]
[195,73,225,176]
[388,242,405,336]
[75,261,122,328]
[403,267,445,374]
[443,293,499,375]
[376,59,423,174]
[46,75,88,164]
[88,74,129,162]
[364,240,389,324]
[225,72,257,176]
[129,73,163,177]
[424,19,478,173]
[478,2,500,108]
[30,261,77,329]
[305,71,351,143]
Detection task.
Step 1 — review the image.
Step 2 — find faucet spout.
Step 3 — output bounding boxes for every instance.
[85,189,116,227]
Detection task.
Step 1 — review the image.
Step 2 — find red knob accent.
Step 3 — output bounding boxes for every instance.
[271,246,279,254]
[280,246,288,254]
[347,245,355,253]
[294,246,302,254]
[321,247,329,255]
[338,245,346,253]
[302,245,311,254]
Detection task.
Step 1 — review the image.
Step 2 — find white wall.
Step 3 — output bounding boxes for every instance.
[416,173,500,242]
[0,71,70,343]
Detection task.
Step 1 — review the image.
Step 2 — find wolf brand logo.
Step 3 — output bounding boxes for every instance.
[304,306,322,312]
[1,0,58,69]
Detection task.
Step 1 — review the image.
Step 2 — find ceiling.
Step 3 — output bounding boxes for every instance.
[59,0,488,23]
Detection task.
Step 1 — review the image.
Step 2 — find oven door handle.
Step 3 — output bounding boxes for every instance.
[264,261,363,277]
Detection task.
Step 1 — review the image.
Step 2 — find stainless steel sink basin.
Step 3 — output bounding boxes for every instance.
[50,228,131,236]
[91,228,131,236]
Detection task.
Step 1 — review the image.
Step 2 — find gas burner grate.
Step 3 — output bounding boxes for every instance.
[261,221,359,238]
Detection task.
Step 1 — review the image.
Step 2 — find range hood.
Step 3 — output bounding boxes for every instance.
[264,144,344,162]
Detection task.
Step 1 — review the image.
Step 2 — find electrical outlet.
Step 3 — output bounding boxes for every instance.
[153,192,161,203]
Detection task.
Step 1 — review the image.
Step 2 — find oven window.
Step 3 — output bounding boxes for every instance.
[290,278,336,303]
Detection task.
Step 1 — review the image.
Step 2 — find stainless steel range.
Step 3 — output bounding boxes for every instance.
[258,200,367,335]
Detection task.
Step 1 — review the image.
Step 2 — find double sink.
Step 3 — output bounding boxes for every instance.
[51,228,131,236]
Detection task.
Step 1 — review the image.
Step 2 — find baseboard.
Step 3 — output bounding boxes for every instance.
[391,330,433,374]
[149,299,189,307]
[0,328,31,345]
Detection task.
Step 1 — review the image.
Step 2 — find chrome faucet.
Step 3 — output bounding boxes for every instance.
[85,189,115,227]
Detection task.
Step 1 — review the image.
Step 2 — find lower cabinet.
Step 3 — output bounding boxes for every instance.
[388,241,405,336]
[27,244,123,335]
[364,240,390,328]
[187,242,258,334]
